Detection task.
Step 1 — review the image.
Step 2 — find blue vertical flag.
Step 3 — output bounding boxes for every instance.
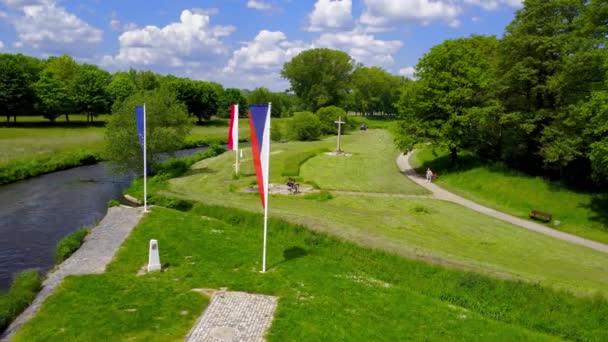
[135,105,149,212]
[135,106,145,153]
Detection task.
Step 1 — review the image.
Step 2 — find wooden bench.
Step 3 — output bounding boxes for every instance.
[529,210,552,222]
[286,178,299,194]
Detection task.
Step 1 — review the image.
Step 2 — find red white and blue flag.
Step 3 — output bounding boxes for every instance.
[249,104,271,208]
[228,104,239,151]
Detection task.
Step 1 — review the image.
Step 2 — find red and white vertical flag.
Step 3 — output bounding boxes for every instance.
[248,103,271,272]
[228,104,239,174]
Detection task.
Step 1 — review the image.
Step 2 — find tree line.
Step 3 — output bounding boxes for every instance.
[0,53,302,124]
[394,0,608,187]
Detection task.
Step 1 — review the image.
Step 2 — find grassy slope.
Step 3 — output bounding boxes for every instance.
[300,130,427,194]
[0,127,104,162]
[163,131,608,296]
[16,206,608,341]
[410,147,608,245]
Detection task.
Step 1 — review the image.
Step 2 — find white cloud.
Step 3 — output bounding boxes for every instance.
[398,66,416,79]
[247,0,274,12]
[360,0,462,29]
[224,30,309,73]
[221,30,311,90]
[314,28,402,67]
[471,16,481,22]
[0,0,102,56]
[464,0,522,10]
[0,40,4,49]
[106,9,234,68]
[308,0,354,32]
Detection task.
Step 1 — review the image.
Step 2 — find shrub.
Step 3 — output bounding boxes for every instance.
[289,112,322,141]
[107,199,120,207]
[0,270,42,331]
[54,227,91,264]
[316,106,347,135]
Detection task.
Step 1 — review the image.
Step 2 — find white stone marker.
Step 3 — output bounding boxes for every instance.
[147,239,161,272]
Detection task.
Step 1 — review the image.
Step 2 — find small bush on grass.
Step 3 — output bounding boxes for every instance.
[289,112,322,141]
[316,106,347,135]
[54,227,91,264]
[0,270,42,331]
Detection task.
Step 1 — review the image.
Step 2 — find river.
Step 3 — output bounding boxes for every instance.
[0,147,208,291]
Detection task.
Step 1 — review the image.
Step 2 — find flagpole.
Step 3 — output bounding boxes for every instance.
[262,102,271,273]
[143,103,148,213]
[235,105,239,175]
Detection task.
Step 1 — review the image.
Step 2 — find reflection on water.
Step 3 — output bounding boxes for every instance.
[0,146,208,290]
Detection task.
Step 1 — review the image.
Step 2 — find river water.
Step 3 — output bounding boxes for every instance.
[0,147,208,290]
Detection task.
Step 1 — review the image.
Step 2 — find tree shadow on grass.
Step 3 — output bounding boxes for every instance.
[270,246,309,269]
[414,150,483,176]
[581,194,608,230]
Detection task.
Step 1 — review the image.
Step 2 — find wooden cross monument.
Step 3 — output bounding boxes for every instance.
[334,116,345,153]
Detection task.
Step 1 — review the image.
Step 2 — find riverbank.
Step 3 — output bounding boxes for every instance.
[0,117,250,185]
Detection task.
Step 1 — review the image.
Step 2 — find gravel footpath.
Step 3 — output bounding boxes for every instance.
[397,151,608,254]
[1,206,145,341]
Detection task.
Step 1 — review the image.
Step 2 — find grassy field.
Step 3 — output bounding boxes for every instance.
[410,147,608,245]
[13,205,608,341]
[300,130,427,194]
[145,130,608,297]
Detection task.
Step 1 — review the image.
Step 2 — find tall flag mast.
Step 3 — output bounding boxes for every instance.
[135,105,148,212]
[228,104,240,175]
[248,103,272,272]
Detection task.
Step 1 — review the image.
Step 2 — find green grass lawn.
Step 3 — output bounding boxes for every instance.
[13,205,608,341]
[154,130,608,297]
[300,130,427,194]
[410,147,608,245]
[0,127,105,162]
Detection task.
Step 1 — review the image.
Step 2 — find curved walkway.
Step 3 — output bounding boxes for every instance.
[1,206,145,341]
[397,151,608,254]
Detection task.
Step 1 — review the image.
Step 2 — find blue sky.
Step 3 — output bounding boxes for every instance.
[0,0,521,90]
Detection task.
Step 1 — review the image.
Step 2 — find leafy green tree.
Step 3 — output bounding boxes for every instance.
[104,88,191,173]
[316,106,347,135]
[0,55,33,123]
[127,69,160,91]
[349,66,403,115]
[33,70,74,123]
[281,48,354,111]
[39,54,79,122]
[289,112,322,141]
[72,64,110,122]
[396,35,499,164]
[107,72,136,105]
[218,88,248,118]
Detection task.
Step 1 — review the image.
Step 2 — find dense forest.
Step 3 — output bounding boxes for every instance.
[395,0,608,188]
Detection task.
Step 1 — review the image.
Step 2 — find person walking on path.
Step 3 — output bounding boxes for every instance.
[426,168,433,182]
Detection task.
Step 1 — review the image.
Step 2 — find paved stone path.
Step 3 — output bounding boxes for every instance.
[397,151,608,254]
[1,206,145,341]
[185,291,278,342]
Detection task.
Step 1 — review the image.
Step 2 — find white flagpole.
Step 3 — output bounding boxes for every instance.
[262,102,271,273]
[235,104,239,175]
[143,104,148,213]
